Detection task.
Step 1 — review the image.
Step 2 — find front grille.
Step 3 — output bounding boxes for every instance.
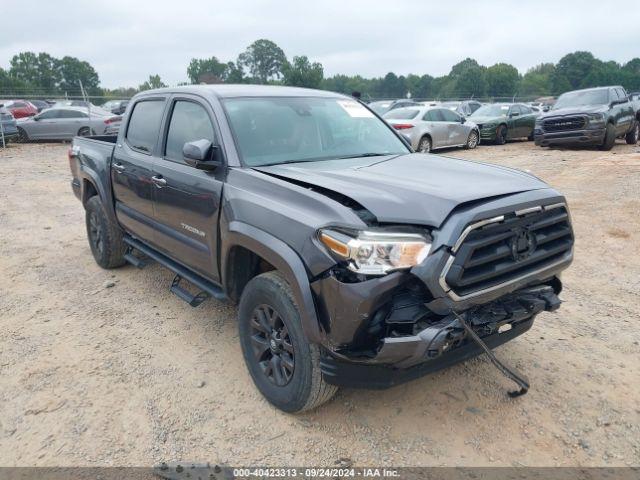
[444,205,573,299]
[543,116,586,132]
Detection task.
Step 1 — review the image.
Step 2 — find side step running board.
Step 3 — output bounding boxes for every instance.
[123,236,228,306]
[124,251,149,269]
[170,275,210,307]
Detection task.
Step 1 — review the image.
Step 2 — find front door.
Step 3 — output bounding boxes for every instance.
[152,96,224,282]
[440,108,467,145]
[111,97,167,243]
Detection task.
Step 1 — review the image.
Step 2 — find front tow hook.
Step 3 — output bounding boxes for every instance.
[453,311,530,398]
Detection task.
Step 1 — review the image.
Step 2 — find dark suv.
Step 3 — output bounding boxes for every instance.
[69,85,574,412]
[534,86,639,149]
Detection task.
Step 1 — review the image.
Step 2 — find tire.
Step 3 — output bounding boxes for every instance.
[464,130,479,149]
[238,271,337,413]
[625,122,639,145]
[16,127,29,143]
[78,127,92,137]
[417,136,432,153]
[85,196,127,269]
[527,131,535,141]
[599,123,616,151]
[494,125,507,145]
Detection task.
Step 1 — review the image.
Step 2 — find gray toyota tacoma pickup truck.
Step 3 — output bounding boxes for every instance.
[69,85,574,412]
[534,85,639,149]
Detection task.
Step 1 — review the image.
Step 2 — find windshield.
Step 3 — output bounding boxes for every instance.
[471,104,510,117]
[223,97,408,167]
[553,89,609,109]
[383,108,420,120]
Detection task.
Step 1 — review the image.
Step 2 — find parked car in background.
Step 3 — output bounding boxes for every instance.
[0,104,19,144]
[534,86,638,150]
[384,105,479,152]
[16,107,122,141]
[469,103,538,144]
[2,100,38,119]
[440,100,483,117]
[368,99,422,116]
[101,100,130,115]
[29,100,51,113]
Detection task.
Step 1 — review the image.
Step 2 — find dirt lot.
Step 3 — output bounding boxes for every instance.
[1,140,639,467]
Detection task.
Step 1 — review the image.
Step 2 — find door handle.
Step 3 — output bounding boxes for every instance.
[112,163,125,173]
[151,175,167,187]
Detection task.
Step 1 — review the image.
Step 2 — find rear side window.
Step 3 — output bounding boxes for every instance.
[165,101,215,162]
[126,100,164,153]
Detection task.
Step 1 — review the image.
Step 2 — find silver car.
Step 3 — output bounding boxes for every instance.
[383,106,480,152]
[16,106,122,141]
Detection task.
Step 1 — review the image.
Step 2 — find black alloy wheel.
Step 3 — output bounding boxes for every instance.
[250,304,295,386]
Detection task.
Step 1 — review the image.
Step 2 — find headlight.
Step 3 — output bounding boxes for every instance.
[587,113,605,126]
[319,228,431,275]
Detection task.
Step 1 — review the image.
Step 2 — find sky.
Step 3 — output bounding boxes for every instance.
[1,0,637,89]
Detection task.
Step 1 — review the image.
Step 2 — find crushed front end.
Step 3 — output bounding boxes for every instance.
[311,197,574,389]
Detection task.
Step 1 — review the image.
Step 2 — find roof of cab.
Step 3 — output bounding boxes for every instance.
[135,84,348,99]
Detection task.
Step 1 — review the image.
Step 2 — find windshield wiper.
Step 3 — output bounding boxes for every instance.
[336,152,393,159]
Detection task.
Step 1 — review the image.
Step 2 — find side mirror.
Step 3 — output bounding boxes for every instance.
[32,115,40,121]
[460,117,466,123]
[183,139,222,170]
[510,112,520,117]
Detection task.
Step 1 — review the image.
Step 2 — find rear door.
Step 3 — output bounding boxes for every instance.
[57,109,89,138]
[111,97,167,242]
[614,88,634,134]
[151,95,224,282]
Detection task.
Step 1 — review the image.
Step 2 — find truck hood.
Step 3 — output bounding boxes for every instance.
[254,153,548,227]
[541,105,608,118]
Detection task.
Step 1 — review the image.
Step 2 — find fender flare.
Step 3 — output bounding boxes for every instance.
[79,167,117,222]
[222,221,325,344]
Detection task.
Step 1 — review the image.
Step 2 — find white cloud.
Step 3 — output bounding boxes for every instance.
[0,0,637,88]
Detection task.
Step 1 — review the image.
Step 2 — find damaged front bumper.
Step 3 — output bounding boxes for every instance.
[313,272,561,389]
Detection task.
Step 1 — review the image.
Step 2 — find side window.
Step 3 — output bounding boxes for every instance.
[165,100,215,162]
[59,110,87,119]
[126,100,165,153]
[423,110,443,122]
[616,88,627,101]
[520,105,532,114]
[38,109,60,119]
[510,105,522,116]
[440,109,461,122]
[610,89,620,101]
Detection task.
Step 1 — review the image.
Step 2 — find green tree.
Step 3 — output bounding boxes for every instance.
[223,62,245,83]
[448,58,486,97]
[237,39,287,83]
[57,56,100,95]
[552,51,599,93]
[138,74,167,91]
[9,52,60,92]
[282,56,323,88]
[187,56,228,84]
[519,63,555,96]
[485,63,520,97]
[405,74,434,99]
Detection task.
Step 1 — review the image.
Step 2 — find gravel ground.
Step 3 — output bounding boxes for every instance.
[0,140,639,467]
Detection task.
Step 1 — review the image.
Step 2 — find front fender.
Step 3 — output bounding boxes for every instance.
[221,221,325,344]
